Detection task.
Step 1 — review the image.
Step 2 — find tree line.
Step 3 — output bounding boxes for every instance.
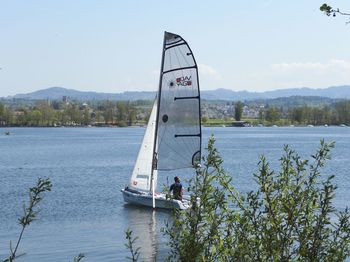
[231,100,350,126]
[0,100,152,127]
[256,100,350,125]
[0,99,349,127]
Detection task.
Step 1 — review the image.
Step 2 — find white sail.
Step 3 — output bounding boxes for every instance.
[122,32,200,210]
[155,32,201,170]
[129,100,158,192]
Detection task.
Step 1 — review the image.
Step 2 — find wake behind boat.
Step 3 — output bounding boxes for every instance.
[121,31,201,209]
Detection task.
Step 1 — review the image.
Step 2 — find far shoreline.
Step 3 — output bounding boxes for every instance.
[0,124,348,129]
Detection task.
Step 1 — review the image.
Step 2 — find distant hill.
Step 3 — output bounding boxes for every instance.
[262,85,350,99]
[9,87,156,101]
[5,85,350,101]
[202,86,350,101]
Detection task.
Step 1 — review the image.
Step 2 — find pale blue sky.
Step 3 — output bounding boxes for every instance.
[1,0,349,97]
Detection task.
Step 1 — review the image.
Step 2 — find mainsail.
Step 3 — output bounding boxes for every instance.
[155,32,201,171]
[129,101,158,192]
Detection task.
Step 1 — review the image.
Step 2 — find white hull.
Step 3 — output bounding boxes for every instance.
[121,188,190,210]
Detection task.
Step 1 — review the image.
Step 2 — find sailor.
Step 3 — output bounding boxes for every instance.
[169,176,183,201]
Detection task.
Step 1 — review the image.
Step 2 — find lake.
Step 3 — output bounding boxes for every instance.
[1,127,349,261]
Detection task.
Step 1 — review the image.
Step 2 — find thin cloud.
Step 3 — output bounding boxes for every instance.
[198,64,222,80]
[244,59,350,91]
[271,59,350,71]
[330,59,350,70]
[151,69,159,76]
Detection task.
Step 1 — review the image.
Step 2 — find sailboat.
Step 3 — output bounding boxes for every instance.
[121,31,201,209]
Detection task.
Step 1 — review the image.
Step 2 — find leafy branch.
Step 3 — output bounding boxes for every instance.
[162,136,350,261]
[125,228,141,261]
[72,253,85,262]
[2,178,52,262]
[320,3,350,24]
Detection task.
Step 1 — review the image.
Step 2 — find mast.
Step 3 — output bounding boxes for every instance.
[150,31,167,208]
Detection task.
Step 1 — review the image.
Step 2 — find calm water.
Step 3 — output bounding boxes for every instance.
[1,127,349,261]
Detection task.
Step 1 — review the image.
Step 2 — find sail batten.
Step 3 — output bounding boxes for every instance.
[163,65,197,74]
[174,95,199,100]
[174,134,201,137]
[165,43,187,50]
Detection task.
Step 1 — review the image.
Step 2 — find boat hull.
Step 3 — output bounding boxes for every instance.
[121,188,190,210]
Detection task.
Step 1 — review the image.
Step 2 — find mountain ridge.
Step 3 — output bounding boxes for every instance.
[4,85,350,101]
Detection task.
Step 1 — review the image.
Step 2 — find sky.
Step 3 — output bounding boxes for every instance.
[0,0,350,97]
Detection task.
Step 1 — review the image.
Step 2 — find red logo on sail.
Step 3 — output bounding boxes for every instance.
[176,76,192,86]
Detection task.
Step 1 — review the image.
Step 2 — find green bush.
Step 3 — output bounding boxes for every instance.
[163,136,350,261]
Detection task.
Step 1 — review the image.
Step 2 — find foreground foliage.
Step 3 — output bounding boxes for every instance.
[71,253,85,262]
[124,229,141,262]
[1,179,85,262]
[2,178,52,262]
[164,136,350,261]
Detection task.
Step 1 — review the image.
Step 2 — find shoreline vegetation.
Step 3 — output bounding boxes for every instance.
[1,98,349,128]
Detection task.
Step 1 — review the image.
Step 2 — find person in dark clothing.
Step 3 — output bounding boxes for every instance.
[169,176,183,201]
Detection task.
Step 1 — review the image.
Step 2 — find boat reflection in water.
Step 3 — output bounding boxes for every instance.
[124,204,171,261]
